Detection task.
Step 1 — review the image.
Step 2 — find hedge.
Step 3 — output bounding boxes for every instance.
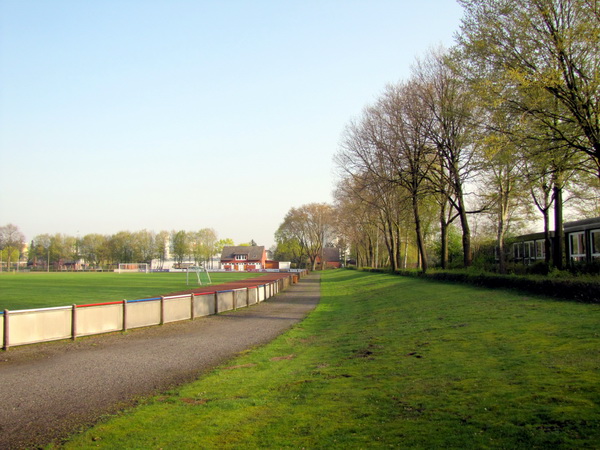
[360,268,599,304]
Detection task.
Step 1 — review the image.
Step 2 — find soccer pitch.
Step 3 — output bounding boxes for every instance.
[0,272,260,311]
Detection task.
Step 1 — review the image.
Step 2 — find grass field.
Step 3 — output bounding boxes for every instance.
[0,272,260,310]
[58,270,600,449]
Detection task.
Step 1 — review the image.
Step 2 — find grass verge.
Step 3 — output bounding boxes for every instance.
[59,270,599,449]
[0,272,260,310]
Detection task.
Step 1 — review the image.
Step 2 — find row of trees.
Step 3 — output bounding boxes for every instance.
[1,225,238,270]
[273,203,336,270]
[330,0,599,273]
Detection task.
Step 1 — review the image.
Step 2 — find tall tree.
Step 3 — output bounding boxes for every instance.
[457,0,600,177]
[414,48,480,267]
[337,81,436,271]
[0,224,25,271]
[154,231,170,269]
[108,231,134,264]
[277,203,334,271]
[193,228,218,266]
[478,123,531,273]
[170,230,189,267]
[79,233,108,268]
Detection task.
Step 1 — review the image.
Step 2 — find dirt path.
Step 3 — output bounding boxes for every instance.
[0,274,321,449]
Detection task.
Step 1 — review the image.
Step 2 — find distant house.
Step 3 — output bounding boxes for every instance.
[317,247,342,269]
[220,246,267,271]
[264,260,291,270]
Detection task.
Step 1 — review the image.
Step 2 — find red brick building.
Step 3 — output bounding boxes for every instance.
[220,246,267,271]
[316,247,342,269]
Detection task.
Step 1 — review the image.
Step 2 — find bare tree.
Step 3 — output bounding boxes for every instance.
[0,224,25,271]
[277,203,334,271]
[414,48,481,267]
[336,81,437,271]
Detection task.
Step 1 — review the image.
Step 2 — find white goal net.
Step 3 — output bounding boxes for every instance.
[186,266,212,285]
[117,263,150,273]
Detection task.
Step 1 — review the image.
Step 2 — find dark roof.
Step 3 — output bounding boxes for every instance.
[220,246,265,261]
[509,231,555,242]
[323,247,340,262]
[564,216,600,232]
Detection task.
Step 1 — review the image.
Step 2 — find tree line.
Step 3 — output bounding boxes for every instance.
[0,224,238,270]
[277,0,599,274]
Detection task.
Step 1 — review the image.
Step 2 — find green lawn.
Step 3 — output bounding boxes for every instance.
[59,270,600,448]
[0,272,260,310]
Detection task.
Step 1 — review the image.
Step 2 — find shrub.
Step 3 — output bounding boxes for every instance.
[526,262,550,276]
[385,268,599,304]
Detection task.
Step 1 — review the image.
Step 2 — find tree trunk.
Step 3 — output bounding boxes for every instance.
[449,160,472,267]
[553,185,564,270]
[460,208,472,267]
[439,187,450,269]
[543,209,551,265]
[440,219,448,269]
[383,230,396,272]
[497,182,510,274]
[395,223,402,271]
[412,195,428,273]
[497,217,508,275]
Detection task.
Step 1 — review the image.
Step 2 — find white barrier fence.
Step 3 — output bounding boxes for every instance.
[2,273,303,350]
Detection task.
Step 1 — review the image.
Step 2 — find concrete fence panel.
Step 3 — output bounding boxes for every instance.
[164,295,192,323]
[127,300,161,329]
[9,307,72,346]
[77,303,123,337]
[233,288,248,309]
[217,291,234,312]
[194,293,215,317]
[2,273,300,349]
[248,287,258,305]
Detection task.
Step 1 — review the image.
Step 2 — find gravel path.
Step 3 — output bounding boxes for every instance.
[0,273,321,449]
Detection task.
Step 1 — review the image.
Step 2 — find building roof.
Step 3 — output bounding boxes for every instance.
[564,216,600,232]
[220,245,265,261]
[322,247,341,262]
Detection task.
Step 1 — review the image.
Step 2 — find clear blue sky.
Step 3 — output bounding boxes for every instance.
[0,0,464,249]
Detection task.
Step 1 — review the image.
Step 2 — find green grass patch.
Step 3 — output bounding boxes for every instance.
[0,272,259,310]
[60,270,600,448]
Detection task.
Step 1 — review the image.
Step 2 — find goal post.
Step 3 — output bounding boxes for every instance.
[117,263,150,273]
[186,266,212,286]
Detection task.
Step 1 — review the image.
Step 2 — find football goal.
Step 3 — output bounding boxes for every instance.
[187,266,212,286]
[117,263,150,273]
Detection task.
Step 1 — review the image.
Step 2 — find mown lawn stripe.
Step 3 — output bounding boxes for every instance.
[60,270,600,449]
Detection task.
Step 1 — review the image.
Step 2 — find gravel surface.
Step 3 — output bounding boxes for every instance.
[0,274,321,449]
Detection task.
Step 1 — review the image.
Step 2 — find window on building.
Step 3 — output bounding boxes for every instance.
[513,243,523,260]
[535,240,545,259]
[235,254,248,261]
[591,230,600,260]
[569,232,586,262]
[524,241,533,261]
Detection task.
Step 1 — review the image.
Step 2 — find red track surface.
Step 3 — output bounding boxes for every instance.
[164,272,296,297]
